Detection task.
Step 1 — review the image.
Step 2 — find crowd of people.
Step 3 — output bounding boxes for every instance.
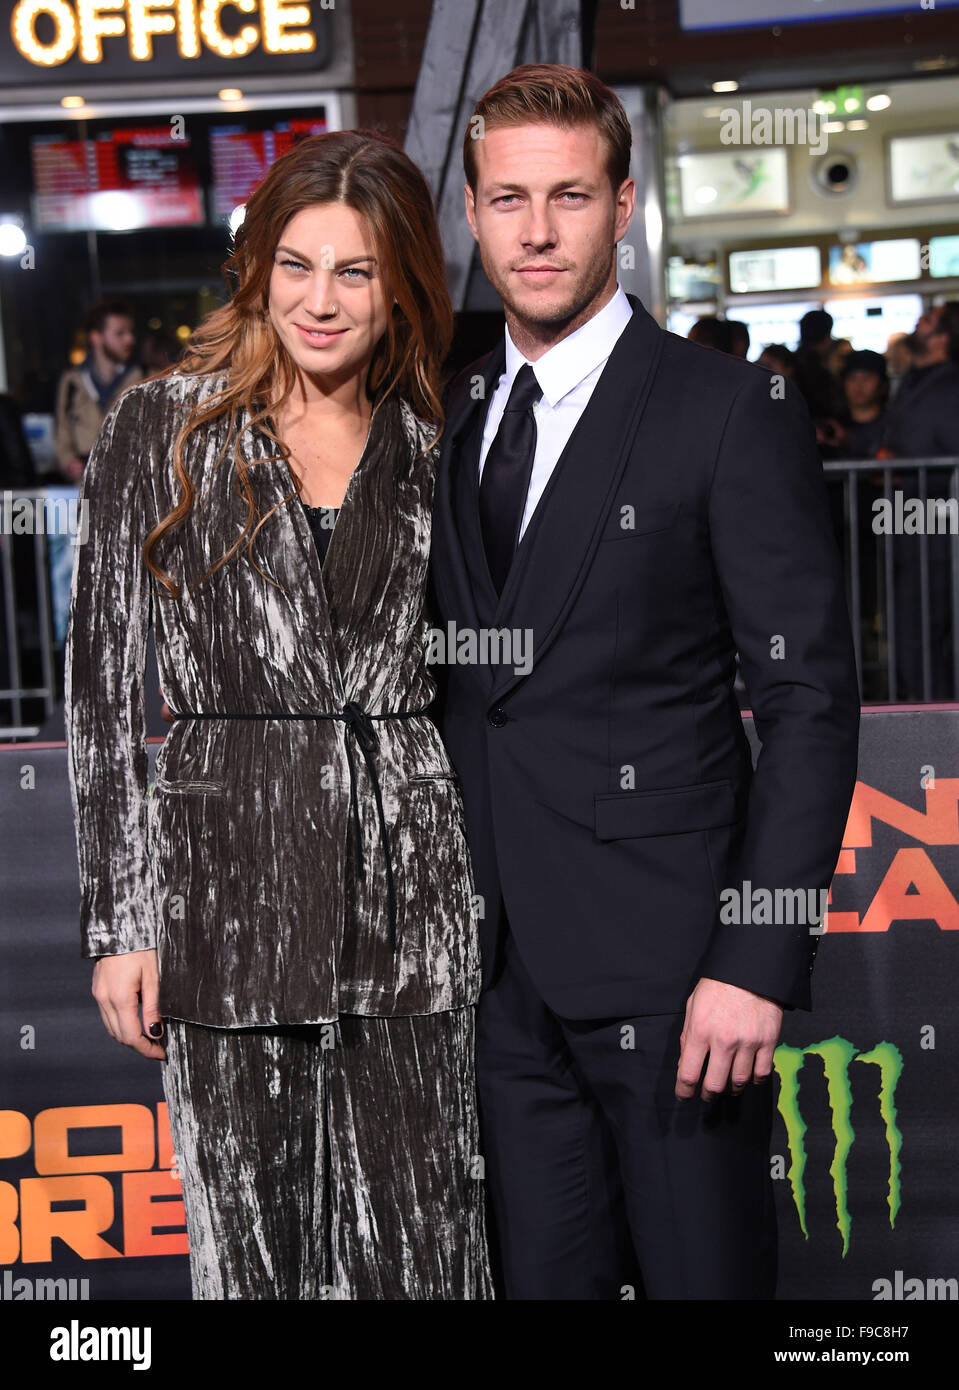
[690,303,959,702]
[688,302,959,464]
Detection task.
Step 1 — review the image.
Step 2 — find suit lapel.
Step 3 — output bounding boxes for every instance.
[433,298,667,705]
[488,295,665,702]
[236,399,347,703]
[432,341,505,689]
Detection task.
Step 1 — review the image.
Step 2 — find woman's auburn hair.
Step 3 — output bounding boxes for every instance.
[141,128,454,600]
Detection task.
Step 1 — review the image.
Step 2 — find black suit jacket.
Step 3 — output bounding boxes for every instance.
[430,294,860,1017]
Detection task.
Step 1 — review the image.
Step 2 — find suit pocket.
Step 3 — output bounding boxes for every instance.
[601,502,680,542]
[594,778,736,840]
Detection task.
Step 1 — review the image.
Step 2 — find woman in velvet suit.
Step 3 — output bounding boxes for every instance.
[65,130,492,1300]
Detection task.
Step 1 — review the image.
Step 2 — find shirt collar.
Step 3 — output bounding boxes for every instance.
[502,283,633,409]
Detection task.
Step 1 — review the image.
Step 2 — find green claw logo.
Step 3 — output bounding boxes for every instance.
[773,1036,903,1257]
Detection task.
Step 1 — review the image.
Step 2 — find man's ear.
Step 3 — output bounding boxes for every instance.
[464,183,480,243]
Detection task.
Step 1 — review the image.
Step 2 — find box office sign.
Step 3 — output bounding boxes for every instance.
[2,0,333,84]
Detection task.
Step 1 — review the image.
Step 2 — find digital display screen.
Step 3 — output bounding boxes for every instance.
[928,235,959,278]
[728,245,823,294]
[679,0,957,29]
[828,239,922,286]
[31,127,203,231]
[209,113,329,221]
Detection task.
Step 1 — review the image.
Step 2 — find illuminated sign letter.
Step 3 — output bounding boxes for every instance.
[11,0,78,66]
[127,0,177,58]
[76,0,127,62]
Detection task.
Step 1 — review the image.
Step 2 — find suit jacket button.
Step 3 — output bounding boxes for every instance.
[487,706,507,728]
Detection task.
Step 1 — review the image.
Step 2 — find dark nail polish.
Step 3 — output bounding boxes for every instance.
[149,1021,164,1037]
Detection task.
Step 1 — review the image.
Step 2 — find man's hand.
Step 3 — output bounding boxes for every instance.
[159,684,173,723]
[92,948,166,1060]
[675,977,783,1101]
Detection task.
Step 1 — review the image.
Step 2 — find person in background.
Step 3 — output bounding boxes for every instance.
[837,349,888,459]
[756,343,796,379]
[141,328,181,373]
[687,315,732,353]
[881,301,959,701]
[884,303,959,459]
[885,331,913,400]
[797,307,837,360]
[794,309,845,457]
[826,337,853,379]
[726,320,750,359]
[54,298,142,483]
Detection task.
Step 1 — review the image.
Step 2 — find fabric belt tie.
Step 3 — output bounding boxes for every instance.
[170,701,430,952]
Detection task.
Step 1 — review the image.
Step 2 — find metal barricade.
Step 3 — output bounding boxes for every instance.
[823,457,959,703]
[0,487,70,738]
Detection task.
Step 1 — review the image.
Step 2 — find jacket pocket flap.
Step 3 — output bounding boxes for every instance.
[152,776,223,796]
[594,779,736,840]
[601,502,680,541]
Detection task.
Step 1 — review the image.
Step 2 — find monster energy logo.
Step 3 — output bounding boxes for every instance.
[773,1036,903,1257]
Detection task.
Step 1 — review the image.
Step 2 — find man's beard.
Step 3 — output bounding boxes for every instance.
[491,256,613,332]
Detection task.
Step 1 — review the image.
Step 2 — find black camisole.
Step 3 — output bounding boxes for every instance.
[300,501,340,568]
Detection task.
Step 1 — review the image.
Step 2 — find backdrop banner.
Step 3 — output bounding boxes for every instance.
[1,709,956,1302]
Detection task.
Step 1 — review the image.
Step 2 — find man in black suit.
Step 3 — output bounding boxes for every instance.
[430,64,861,1299]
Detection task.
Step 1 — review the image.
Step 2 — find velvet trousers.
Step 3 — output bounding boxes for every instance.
[161,1006,494,1300]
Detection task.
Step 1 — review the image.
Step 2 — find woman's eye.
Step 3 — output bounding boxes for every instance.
[280,258,306,271]
[339,267,371,280]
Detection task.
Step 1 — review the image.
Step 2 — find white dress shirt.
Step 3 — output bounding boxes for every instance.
[478,283,634,542]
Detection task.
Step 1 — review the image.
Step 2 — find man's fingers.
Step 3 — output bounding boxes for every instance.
[675,1033,708,1099]
[728,1044,757,1095]
[752,1040,777,1084]
[700,1040,736,1101]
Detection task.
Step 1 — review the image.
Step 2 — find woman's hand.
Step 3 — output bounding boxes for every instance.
[92,949,166,1060]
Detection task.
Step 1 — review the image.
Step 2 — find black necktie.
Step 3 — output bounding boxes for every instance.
[478,363,543,595]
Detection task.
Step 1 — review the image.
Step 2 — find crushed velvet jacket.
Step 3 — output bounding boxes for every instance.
[65,369,481,1028]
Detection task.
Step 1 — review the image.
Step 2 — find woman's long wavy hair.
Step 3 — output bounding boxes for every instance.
[143,129,454,600]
